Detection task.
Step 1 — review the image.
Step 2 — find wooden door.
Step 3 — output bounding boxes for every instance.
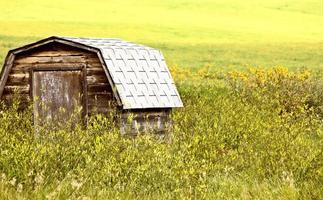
[32,70,84,126]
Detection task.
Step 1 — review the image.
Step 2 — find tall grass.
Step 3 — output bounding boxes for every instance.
[0,67,322,199]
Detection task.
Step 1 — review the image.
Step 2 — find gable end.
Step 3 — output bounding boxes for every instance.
[0,37,122,107]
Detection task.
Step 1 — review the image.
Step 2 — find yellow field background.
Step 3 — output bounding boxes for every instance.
[1,0,323,70]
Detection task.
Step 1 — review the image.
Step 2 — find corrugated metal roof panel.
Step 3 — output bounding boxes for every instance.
[61,36,183,109]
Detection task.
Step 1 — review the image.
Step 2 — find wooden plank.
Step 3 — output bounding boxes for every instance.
[82,66,88,124]
[0,54,15,98]
[29,50,90,57]
[121,114,169,134]
[14,56,100,65]
[86,75,108,84]
[87,83,112,93]
[85,62,102,68]
[7,73,30,85]
[1,94,30,103]
[3,85,30,94]
[121,110,169,119]
[86,67,105,76]
[125,115,169,123]
[14,55,89,64]
[88,92,113,98]
[12,63,88,71]
[87,91,113,96]
[88,105,115,114]
[122,110,169,116]
[88,94,113,105]
[32,66,84,71]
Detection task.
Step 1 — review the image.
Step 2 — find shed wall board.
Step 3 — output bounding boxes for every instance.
[121,109,171,135]
[1,43,116,116]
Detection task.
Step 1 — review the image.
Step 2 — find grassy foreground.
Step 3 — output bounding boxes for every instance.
[0,67,322,199]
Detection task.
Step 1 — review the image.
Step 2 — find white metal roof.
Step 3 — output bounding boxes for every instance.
[61,37,183,109]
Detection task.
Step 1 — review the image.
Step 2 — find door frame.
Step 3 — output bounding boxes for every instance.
[30,65,88,126]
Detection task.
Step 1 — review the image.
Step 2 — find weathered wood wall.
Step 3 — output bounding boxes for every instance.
[121,109,171,135]
[1,42,115,116]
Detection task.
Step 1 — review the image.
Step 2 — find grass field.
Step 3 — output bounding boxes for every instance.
[0,0,323,70]
[0,0,322,199]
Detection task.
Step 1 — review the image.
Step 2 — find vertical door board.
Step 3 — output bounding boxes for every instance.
[32,70,83,126]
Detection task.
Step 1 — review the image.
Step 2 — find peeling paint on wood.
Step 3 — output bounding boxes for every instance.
[33,70,83,125]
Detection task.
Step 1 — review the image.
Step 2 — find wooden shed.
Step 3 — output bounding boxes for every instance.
[0,36,183,134]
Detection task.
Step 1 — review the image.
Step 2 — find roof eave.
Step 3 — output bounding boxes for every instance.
[122,105,184,110]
